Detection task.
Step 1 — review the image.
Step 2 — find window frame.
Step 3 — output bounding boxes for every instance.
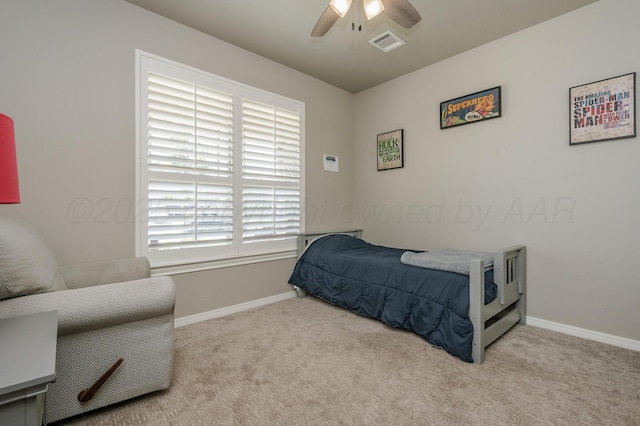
[135,50,305,274]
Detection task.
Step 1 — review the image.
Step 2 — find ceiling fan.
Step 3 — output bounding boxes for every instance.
[311,0,421,37]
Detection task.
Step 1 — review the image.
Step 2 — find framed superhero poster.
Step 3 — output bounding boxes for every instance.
[377,129,403,171]
[440,86,502,129]
[570,73,635,145]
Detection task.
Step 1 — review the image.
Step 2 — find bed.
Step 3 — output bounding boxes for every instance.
[288,231,526,363]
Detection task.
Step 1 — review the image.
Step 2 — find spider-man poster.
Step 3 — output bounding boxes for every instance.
[570,73,635,145]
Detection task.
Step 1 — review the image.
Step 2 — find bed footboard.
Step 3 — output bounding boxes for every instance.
[469,245,526,364]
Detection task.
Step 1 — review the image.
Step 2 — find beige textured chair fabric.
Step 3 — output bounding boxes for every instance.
[58,257,151,289]
[0,218,176,423]
[0,217,64,299]
[0,277,175,336]
[50,314,174,422]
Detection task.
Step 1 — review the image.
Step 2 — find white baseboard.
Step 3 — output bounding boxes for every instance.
[526,316,640,352]
[174,294,640,353]
[174,291,297,328]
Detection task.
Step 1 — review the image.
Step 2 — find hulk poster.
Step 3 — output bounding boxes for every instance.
[377,129,403,171]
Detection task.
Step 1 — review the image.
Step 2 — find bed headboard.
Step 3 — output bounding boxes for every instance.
[297,230,363,256]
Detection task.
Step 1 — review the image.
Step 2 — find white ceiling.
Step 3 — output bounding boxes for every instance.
[124,0,599,94]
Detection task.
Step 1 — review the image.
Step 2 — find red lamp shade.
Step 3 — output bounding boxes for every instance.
[0,113,21,204]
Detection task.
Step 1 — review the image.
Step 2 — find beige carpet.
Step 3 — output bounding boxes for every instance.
[56,296,639,425]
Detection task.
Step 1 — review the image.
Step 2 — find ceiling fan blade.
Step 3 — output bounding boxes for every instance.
[381,0,421,29]
[311,5,340,37]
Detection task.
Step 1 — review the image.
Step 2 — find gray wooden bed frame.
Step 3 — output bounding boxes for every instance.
[293,230,526,364]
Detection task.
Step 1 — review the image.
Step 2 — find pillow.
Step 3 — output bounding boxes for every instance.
[400,249,494,275]
[0,217,65,300]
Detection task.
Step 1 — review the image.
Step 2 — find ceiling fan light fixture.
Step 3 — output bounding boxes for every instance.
[363,0,385,20]
[330,0,352,17]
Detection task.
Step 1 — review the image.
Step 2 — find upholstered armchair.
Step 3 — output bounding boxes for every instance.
[0,217,176,423]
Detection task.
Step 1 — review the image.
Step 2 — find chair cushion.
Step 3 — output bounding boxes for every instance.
[0,217,65,300]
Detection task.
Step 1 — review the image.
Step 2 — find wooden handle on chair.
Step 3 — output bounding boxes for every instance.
[78,358,124,402]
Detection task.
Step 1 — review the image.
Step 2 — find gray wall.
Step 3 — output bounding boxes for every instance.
[353,0,640,341]
[1,0,638,344]
[0,0,353,318]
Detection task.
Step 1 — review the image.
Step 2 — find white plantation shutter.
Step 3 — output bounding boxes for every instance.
[242,186,301,242]
[242,99,301,244]
[137,52,304,267]
[147,181,233,250]
[146,71,235,254]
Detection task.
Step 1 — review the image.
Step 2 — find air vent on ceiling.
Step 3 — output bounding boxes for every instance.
[369,31,406,53]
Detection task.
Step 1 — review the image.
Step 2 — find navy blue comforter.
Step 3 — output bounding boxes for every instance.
[288,234,497,362]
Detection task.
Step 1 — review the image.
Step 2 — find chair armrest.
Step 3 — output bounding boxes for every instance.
[0,277,175,336]
[59,257,151,289]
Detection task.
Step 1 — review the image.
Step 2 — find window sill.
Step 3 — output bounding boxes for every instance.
[150,250,298,277]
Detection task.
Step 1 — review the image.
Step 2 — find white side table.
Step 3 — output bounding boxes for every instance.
[0,311,58,426]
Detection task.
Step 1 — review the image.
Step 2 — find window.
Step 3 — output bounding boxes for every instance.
[136,51,304,270]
